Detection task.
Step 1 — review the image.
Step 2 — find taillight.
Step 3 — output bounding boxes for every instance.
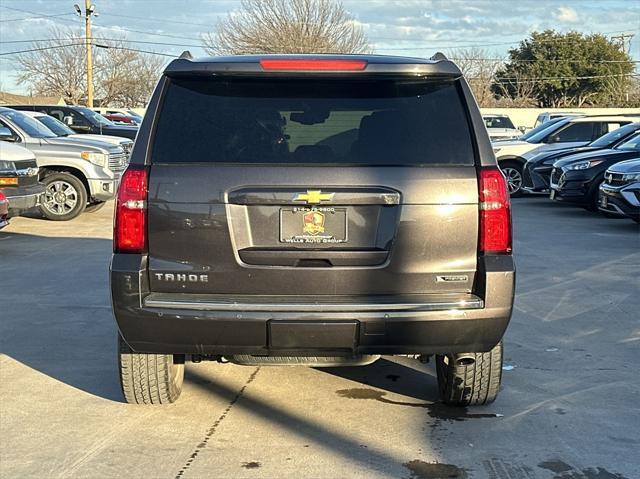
[260,58,367,71]
[479,167,512,254]
[114,165,148,253]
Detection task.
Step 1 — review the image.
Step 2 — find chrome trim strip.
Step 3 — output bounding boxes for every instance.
[143,296,484,312]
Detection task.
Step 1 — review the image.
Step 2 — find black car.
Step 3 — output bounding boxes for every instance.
[598,159,640,223]
[550,132,640,210]
[6,105,138,140]
[523,122,640,193]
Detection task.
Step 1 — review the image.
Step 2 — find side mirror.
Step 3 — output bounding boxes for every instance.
[518,126,527,133]
[63,115,74,126]
[0,126,16,142]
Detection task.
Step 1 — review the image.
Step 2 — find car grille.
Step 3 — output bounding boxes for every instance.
[108,152,127,172]
[604,172,628,187]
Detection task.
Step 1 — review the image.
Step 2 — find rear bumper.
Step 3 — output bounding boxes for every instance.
[111,255,515,355]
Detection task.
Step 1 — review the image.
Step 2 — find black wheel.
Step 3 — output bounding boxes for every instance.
[500,161,524,197]
[84,201,106,213]
[39,172,87,221]
[118,333,185,405]
[436,341,503,406]
[585,178,604,212]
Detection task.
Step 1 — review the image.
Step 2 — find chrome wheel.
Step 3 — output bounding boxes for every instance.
[43,180,79,216]
[502,167,523,195]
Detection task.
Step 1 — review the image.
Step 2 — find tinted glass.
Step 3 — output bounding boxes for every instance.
[0,109,57,138]
[152,78,475,165]
[484,116,515,129]
[552,122,595,142]
[616,132,640,151]
[521,117,567,142]
[36,115,75,136]
[590,123,638,148]
[76,107,114,126]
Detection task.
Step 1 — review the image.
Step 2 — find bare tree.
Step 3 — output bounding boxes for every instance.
[451,48,503,107]
[16,27,87,104]
[202,0,370,55]
[16,27,165,107]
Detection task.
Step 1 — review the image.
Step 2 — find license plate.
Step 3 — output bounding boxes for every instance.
[550,189,556,200]
[280,207,347,244]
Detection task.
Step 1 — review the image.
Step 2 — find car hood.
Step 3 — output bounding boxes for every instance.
[554,148,639,168]
[40,137,115,154]
[69,133,131,146]
[100,125,138,139]
[528,146,599,165]
[607,158,640,174]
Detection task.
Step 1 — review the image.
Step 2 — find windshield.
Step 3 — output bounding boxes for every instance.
[36,115,75,137]
[484,116,515,129]
[0,109,57,138]
[153,78,475,165]
[76,106,115,127]
[520,117,566,141]
[590,124,638,148]
[616,133,640,151]
[524,118,571,143]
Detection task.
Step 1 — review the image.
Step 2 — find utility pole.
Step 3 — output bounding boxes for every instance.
[75,2,96,107]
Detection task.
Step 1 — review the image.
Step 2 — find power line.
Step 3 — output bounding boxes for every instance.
[0,11,74,23]
[98,12,214,28]
[94,43,177,58]
[0,43,86,56]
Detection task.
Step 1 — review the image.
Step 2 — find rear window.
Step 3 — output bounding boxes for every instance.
[152,77,474,165]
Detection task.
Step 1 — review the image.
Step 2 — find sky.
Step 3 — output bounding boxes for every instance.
[0,0,638,94]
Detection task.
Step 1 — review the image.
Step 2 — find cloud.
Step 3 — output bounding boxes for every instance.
[553,6,579,23]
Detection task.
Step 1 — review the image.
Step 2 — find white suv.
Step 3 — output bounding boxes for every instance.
[492,115,640,196]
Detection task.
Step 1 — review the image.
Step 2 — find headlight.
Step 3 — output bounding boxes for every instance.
[80,151,107,168]
[568,160,604,170]
[0,160,16,173]
[622,172,640,181]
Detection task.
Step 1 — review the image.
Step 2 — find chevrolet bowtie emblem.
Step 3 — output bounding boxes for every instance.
[293,190,334,204]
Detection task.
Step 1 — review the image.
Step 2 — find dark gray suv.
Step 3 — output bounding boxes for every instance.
[111,54,515,406]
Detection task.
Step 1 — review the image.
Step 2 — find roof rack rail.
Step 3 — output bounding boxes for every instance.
[430,52,448,61]
[179,50,193,60]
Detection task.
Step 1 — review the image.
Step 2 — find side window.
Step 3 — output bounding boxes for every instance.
[605,123,624,134]
[51,109,88,127]
[46,109,64,121]
[549,122,595,143]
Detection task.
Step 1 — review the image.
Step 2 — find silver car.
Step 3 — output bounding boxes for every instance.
[0,107,126,220]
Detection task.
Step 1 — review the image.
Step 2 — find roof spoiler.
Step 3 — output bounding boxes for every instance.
[163,54,462,77]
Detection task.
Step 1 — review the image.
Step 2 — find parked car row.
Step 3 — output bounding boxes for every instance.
[0,105,139,221]
[492,115,640,223]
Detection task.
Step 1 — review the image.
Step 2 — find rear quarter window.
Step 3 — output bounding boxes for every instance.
[151,77,475,166]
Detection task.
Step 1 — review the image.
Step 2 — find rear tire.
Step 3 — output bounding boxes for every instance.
[118,333,185,405]
[436,341,503,406]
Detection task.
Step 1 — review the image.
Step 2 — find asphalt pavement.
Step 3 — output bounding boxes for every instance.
[1,198,639,479]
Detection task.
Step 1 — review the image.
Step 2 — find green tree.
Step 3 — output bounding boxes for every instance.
[492,30,635,107]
